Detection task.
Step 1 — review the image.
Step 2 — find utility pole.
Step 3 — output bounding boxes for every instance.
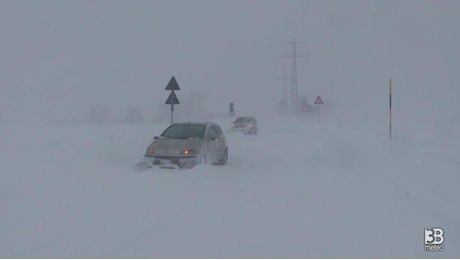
[282,39,307,114]
[282,68,288,108]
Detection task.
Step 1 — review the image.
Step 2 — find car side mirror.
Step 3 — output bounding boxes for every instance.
[154,136,159,140]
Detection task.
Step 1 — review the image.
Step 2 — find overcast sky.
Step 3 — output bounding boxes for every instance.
[1,0,459,124]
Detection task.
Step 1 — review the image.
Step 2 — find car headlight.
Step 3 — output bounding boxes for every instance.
[181,149,196,155]
[146,148,155,155]
[248,124,252,127]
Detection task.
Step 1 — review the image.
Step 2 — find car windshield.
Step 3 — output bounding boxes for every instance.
[160,124,205,139]
[234,117,252,123]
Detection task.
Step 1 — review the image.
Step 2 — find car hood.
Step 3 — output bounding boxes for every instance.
[148,137,204,151]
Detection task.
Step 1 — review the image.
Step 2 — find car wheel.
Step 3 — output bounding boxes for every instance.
[218,149,228,165]
[200,155,207,164]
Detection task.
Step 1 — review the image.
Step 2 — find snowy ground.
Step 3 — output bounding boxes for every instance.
[0,112,459,258]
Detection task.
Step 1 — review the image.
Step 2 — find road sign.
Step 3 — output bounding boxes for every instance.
[314,96,323,105]
[165,76,181,91]
[228,102,236,118]
[164,76,181,124]
[165,90,180,105]
[314,96,323,122]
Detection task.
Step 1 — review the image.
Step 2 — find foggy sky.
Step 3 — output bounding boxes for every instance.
[1,0,459,124]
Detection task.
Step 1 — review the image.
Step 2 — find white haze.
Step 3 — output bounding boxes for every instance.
[0,0,459,258]
[1,0,458,124]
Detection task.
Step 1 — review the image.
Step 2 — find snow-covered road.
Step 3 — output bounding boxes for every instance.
[1,114,458,258]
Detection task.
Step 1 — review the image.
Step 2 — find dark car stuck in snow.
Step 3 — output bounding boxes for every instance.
[230,116,259,135]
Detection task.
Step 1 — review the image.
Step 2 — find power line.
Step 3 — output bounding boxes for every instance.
[292,0,395,56]
[337,0,394,42]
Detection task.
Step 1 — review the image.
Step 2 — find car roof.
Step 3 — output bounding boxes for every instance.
[170,122,217,127]
[236,116,255,119]
[171,122,205,126]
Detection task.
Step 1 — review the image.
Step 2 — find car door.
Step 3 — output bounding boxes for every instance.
[204,126,218,162]
[212,125,226,158]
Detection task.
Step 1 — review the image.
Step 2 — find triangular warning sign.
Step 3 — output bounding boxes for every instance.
[314,96,323,105]
[165,90,180,105]
[165,76,181,91]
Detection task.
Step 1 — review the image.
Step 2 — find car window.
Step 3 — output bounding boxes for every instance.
[161,124,205,139]
[234,117,251,123]
[213,125,223,137]
[206,127,217,139]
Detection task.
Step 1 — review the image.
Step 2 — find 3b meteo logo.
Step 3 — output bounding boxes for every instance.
[424,227,445,252]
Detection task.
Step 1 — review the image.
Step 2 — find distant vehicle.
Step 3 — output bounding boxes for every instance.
[231,116,259,135]
[144,122,228,169]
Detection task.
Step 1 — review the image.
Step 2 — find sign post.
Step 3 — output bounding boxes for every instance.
[164,76,180,124]
[314,96,323,122]
[228,102,236,121]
